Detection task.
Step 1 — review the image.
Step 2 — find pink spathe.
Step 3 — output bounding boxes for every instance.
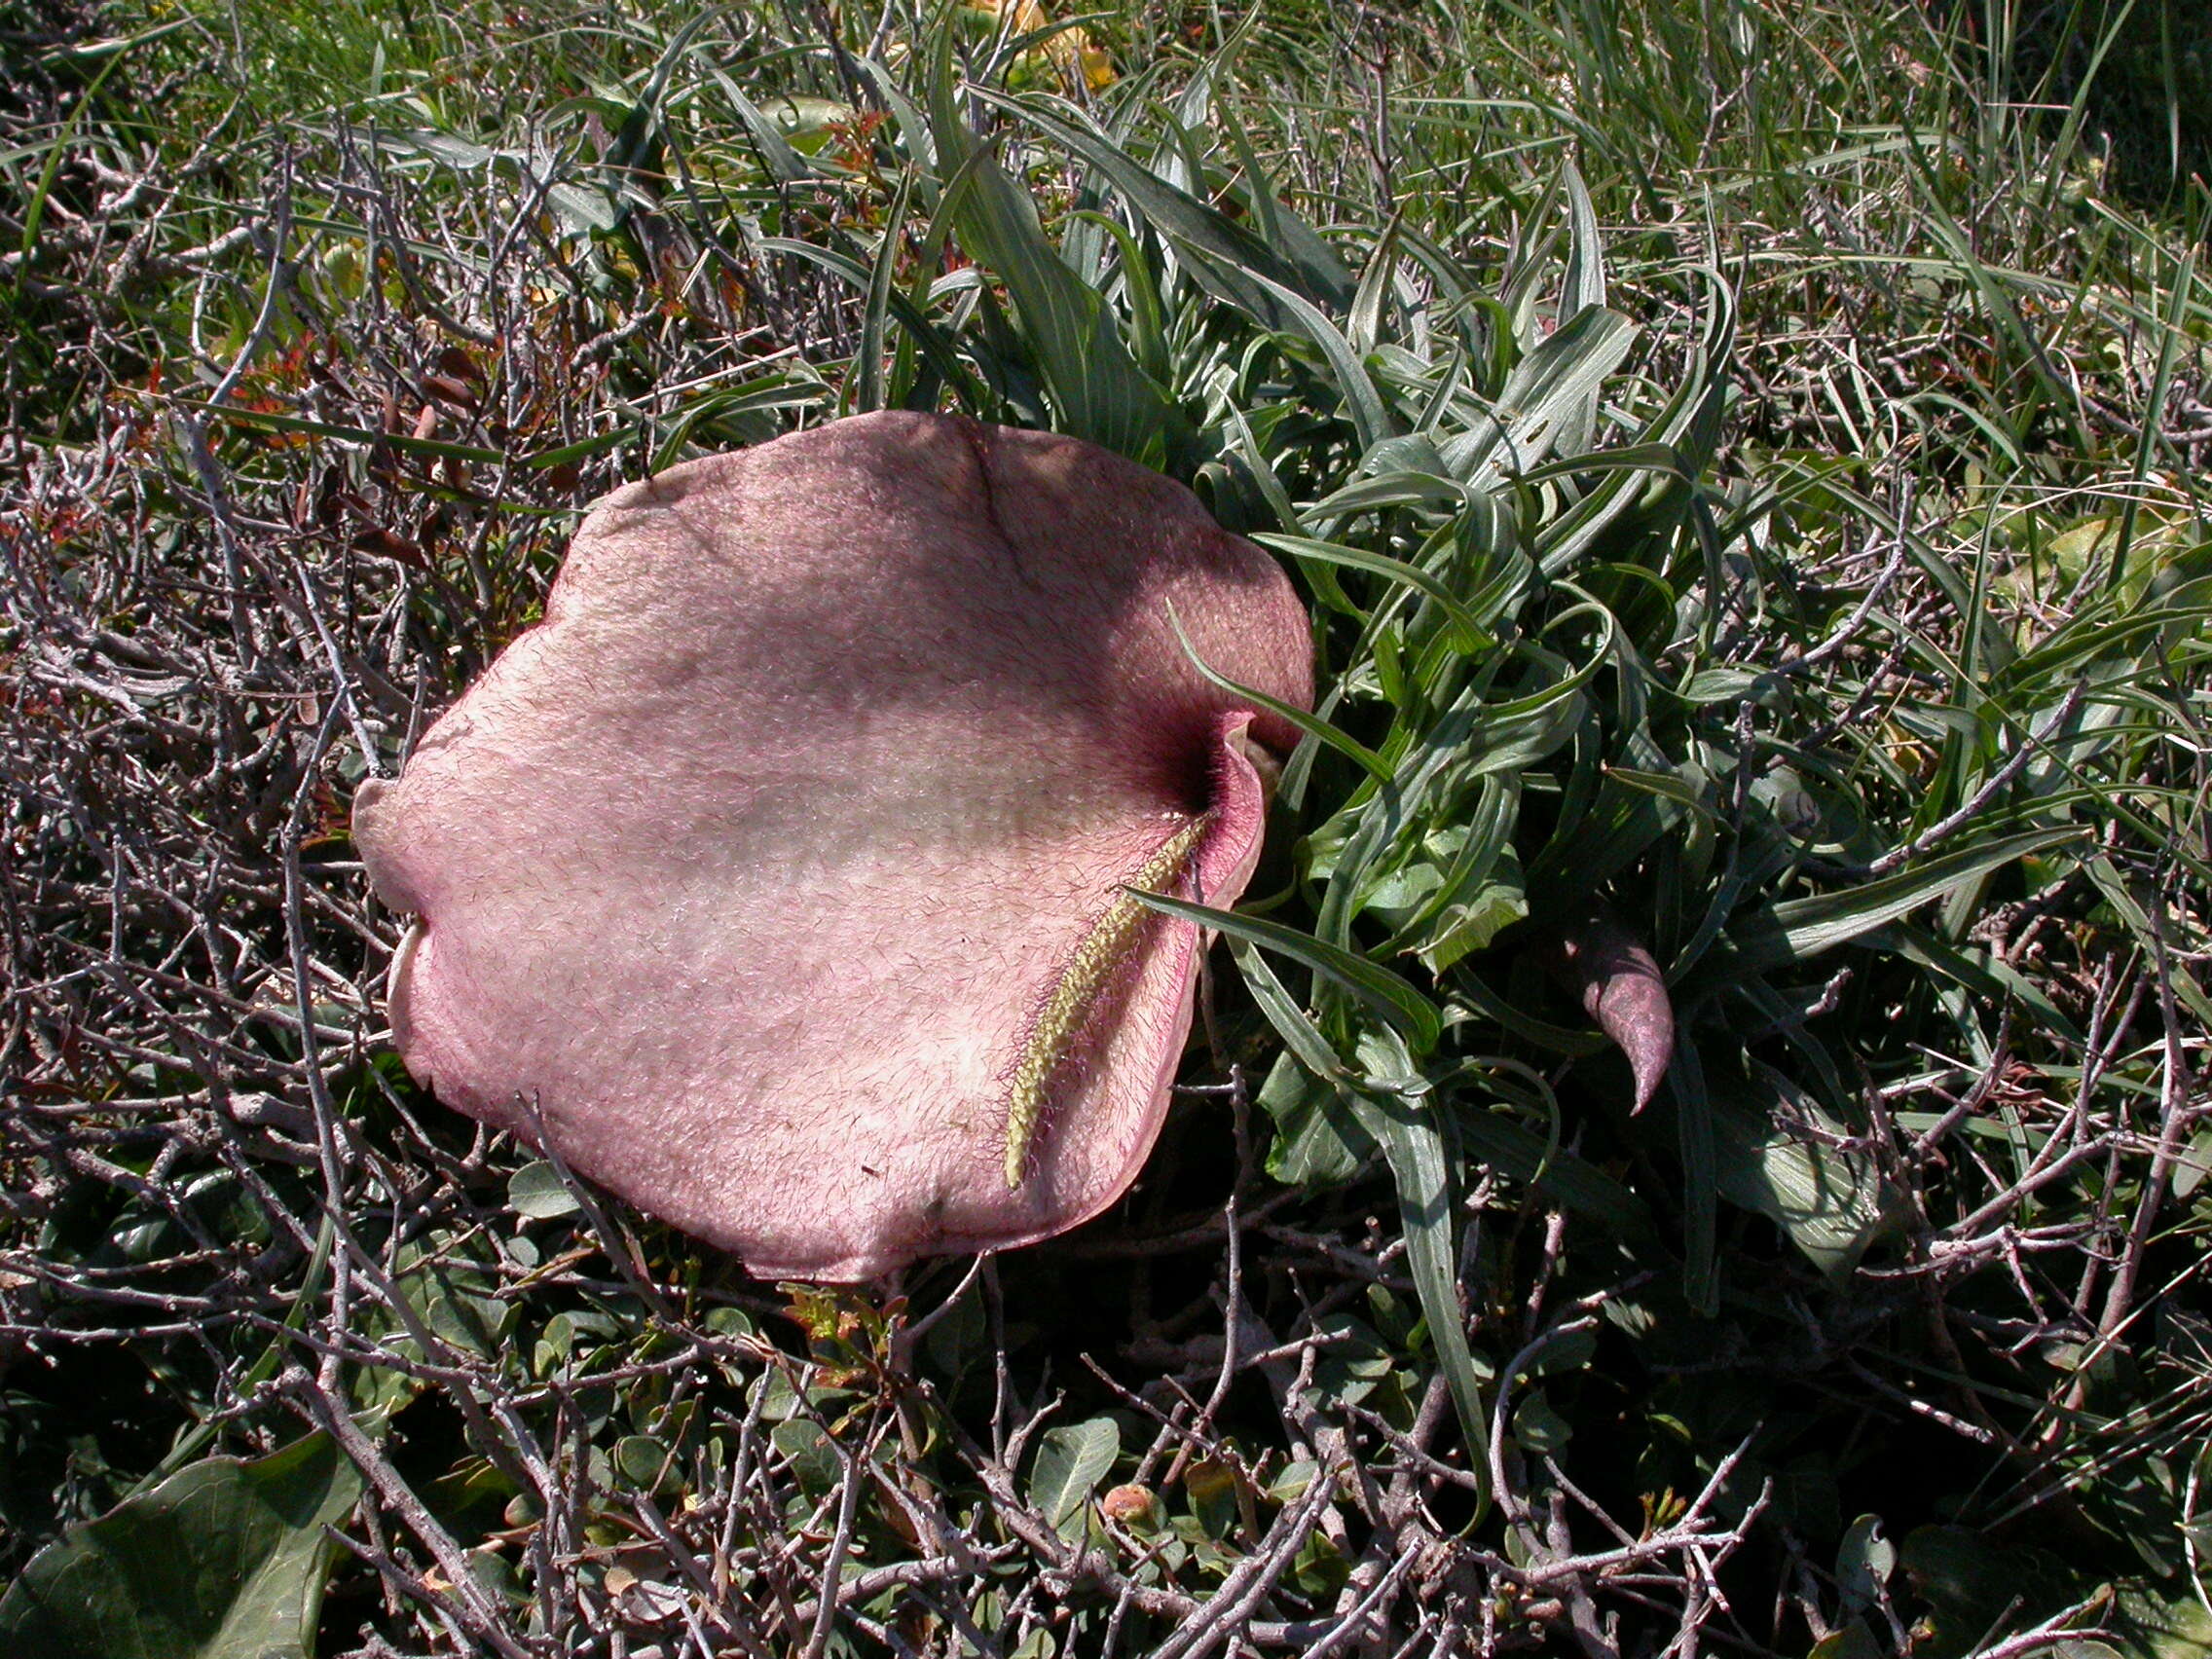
[352,412,1313,1281]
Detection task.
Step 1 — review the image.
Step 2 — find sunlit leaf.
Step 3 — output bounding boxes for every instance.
[1028,1418,1121,1534]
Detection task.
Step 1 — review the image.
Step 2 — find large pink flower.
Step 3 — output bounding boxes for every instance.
[353,413,1312,1280]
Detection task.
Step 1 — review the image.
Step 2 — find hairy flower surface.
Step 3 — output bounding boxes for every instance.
[353,412,1312,1279]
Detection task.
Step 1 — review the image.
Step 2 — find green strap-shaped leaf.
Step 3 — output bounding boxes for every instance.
[924,36,1174,461]
[197,403,505,465]
[1254,532,1493,648]
[971,86,1352,315]
[854,170,915,414]
[1702,827,2083,983]
[1230,938,1354,1086]
[1164,605,1392,781]
[758,237,992,414]
[1668,1034,1719,1314]
[1446,304,1637,488]
[1131,890,1443,1054]
[1233,265,1401,454]
[1348,1032,1490,1517]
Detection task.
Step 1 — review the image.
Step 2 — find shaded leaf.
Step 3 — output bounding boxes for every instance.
[1899,1526,2084,1659]
[390,1235,513,1361]
[2105,1585,2212,1659]
[0,1434,361,1659]
[1836,1513,1897,1617]
[1709,1065,1905,1278]
[770,1420,839,1495]
[1809,1623,1886,1659]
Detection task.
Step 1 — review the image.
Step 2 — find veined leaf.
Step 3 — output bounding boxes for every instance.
[1257,1047,1376,1187]
[0,1434,362,1659]
[1230,265,1400,454]
[1447,304,1637,487]
[1028,1417,1120,1534]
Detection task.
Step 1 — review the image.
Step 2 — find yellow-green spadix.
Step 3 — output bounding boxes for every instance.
[351,413,1313,1281]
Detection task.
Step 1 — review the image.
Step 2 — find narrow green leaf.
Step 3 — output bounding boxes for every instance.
[1558,161,1606,315]
[855,171,915,414]
[1230,939,1351,1086]
[1450,970,1611,1057]
[698,60,817,183]
[1164,605,1391,781]
[1346,219,1401,353]
[1551,163,1607,456]
[1256,1048,1376,1187]
[1351,1033,1488,1513]
[1254,532,1492,648]
[1446,305,1636,486]
[971,88,1351,313]
[1132,890,1443,1054]
[197,403,506,465]
[1235,265,1400,454]
[926,40,1171,458]
[759,237,991,413]
[1711,828,2083,979]
[1882,924,2085,1047]
[1452,1106,1660,1242]
[1669,1035,1719,1315]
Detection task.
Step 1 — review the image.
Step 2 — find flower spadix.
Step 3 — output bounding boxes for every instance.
[352,413,1311,1281]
